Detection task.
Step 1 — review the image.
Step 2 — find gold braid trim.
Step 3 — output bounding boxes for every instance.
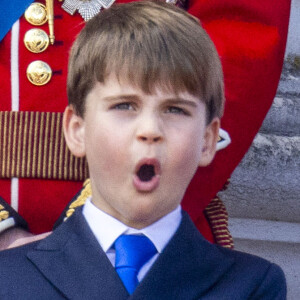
[0,111,88,181]
[204,195,234,249]
[0,204,9,222]
[65,179,92,219]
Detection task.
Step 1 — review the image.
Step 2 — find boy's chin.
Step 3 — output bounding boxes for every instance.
[121,212,159,229]
[120,205,176,229]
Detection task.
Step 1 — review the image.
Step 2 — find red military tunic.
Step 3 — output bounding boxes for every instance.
[0,0,291,242]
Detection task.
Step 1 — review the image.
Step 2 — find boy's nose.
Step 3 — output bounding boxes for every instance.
[136,115,163,144]
[138,134,162,143]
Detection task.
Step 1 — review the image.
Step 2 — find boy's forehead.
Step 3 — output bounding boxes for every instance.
[98,72,200,100]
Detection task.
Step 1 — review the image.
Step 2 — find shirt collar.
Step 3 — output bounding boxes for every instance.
[83,197,182,253]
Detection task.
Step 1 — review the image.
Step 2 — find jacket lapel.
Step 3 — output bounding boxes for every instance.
[27,209,234,299]
[132,211,234,299]
[27,209,128,299]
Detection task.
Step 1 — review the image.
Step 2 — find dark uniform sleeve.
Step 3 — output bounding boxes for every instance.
[0,196,28,234]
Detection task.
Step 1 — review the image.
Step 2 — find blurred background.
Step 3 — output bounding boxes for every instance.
[220,0,300,298]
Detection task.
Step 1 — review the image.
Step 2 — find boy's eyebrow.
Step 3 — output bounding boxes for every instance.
[102,94,140,102]
[101,94,198,108]
[163,98,198,108]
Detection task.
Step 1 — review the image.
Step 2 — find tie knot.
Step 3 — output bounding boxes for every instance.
[114,234,157,271]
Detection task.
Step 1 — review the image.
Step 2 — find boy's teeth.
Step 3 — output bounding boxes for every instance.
[137,164,155,182]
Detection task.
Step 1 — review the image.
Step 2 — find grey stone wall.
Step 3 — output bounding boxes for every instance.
[219,0,300,298]
[220,61,300,223]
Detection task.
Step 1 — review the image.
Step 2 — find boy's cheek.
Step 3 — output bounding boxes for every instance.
[169,140,203,177]
[86,137,128,175]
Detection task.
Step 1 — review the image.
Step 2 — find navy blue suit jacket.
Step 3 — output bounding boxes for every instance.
[0,209,286,299]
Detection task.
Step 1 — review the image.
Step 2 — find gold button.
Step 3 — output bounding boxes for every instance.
[24,29,49,53]
[26,61,52,86]
[25,2,48,26]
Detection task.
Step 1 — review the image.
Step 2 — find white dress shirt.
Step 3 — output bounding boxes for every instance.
[83,197,182,282]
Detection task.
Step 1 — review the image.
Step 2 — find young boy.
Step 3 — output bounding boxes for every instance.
[0,2,286,299]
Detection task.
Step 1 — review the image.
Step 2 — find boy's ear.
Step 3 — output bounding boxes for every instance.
[198,117,220,167]
[63,106,86,158]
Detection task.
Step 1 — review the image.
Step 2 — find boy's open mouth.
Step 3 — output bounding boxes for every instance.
[133,159,161,192]
[137,164,155,182]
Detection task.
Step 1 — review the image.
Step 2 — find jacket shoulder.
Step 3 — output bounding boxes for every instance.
[215,246,286,299]
[0,242,39,283]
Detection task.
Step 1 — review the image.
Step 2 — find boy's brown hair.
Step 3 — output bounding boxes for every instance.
[68,1,224,123]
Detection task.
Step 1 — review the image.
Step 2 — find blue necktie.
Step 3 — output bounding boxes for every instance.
[114,235,157,294]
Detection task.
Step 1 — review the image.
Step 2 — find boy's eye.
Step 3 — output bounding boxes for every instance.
[166,106,189,115]
[112,102,135,111]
